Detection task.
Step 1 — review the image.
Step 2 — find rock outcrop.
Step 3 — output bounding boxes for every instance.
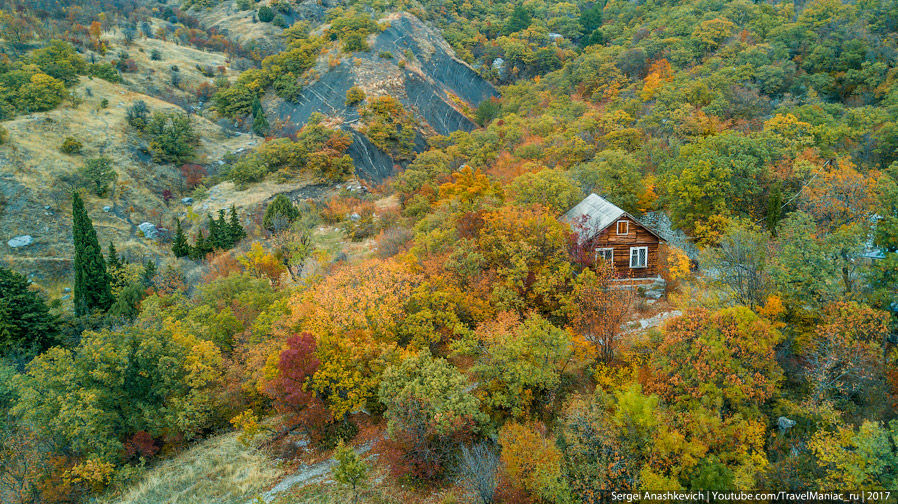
[275,13,498,182]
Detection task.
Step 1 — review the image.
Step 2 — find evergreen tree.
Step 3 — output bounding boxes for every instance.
[106,241,121,270]
[212,210,229,249]
[190,231,209,260]
[251,96,269,137]
[206,213,221,250]
[0,267,57,353]
[228,205,246,245]
[252,109,270,137]
[72,192,113,316]
[172,220,190,257]
[142,260,157,286]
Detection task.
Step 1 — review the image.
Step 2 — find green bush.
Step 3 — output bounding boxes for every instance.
[263,194,300,231]
[344,86,365,106]
[228,154,270,188]
[60,136,83,154]
[78,156,116,196]
[126,100,150,130]
[146,111,198,164]
[90,63,123,83]
[318,420,359,449]
[258,6,275,22]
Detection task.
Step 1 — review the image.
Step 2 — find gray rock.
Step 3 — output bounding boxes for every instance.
[138,222,159,239]
[61,294,70,300]
[103,205,112,212]
[8,235,33,248]
[349,212,361,222]
[777,416,796,434]
[181,197,194,205]
[43,205,51,210]
[63,287,71,293]
[643,288,663,300]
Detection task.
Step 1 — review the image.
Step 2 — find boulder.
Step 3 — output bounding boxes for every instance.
[8,235,33,248]
[181,197,194,205]
[349,212,361,222]
[103,205,111,212]
[777,416,796,434]
[138,222,159,239]
[643,288,664,300]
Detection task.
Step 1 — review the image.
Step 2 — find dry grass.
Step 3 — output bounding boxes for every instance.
[0,72,254,281]
[102,433,282,504]
[187,2,284,53]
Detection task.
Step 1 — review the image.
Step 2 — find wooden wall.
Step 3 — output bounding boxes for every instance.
[588,215,661,277]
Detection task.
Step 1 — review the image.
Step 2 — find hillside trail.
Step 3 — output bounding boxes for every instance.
[250,440,376,504]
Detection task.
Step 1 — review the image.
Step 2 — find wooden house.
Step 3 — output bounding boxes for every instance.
[563,194,664,279]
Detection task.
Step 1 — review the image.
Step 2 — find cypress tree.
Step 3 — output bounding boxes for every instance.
[172,220,190,257]
[252,109,270,137]
[228,205,246,245]
[251,96,269,137]
[72,192,113,316]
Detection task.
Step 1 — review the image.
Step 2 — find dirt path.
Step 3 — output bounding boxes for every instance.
[253,441,375,504]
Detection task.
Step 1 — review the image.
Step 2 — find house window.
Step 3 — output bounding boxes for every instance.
[616,220,629,235]
[595,248,613,264]
[630,246,648,268]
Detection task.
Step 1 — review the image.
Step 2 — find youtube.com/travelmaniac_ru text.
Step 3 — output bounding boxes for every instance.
[607,491,895,503]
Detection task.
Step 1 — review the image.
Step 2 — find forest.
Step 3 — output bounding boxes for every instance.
[1,0,898,502]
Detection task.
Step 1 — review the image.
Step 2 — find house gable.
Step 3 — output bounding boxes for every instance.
[563,194,664,277]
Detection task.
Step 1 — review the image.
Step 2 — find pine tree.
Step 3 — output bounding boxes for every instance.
[0,267,57,353]
[190,231,209,260]
[142,260,157,286]
[72,192,113,316]
[172,220,190,257]
[106,241,121,270]
[212,210,229,249]
[228,205,246,245]
[206,213,221,250]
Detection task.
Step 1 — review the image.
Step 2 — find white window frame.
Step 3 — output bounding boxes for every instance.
[595,248,614,264]
[616,220,629,235]
[630,246,648,268]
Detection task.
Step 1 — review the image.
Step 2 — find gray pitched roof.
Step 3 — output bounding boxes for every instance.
[562,193,626,240]
[562,193,665,243]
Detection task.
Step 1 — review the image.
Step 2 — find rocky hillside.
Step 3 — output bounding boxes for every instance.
[274,13,498,181]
